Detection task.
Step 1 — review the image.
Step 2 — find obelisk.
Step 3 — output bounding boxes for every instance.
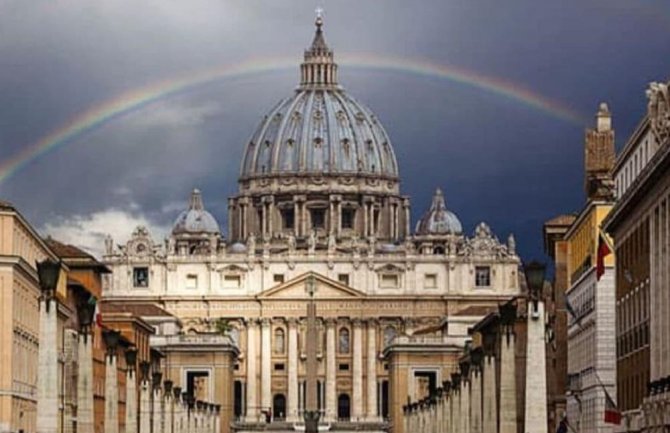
[304,275,320,433]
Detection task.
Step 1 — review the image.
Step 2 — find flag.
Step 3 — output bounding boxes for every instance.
[88,295,102,328]
[604,388,621,425]
[596,231,612,281]
[565,295,582,329]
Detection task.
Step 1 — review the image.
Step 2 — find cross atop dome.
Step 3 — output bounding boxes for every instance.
[300,10,339,89]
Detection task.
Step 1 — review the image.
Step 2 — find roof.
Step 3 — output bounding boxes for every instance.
[0,200,15,211]
[452,305,496,317]
[100,302,174,318]
[45,237,111,272]
[544,214,577,228]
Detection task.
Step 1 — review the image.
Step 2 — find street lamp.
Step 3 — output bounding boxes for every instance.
[102,329,121,357]
[77,298,96,330]
[36,259,61,310]
[524,261,546,318]
[140,361,151,383]
[125,349,137,371]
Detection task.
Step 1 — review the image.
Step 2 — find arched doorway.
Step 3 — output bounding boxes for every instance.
[337,394,351,420]
[273,394,286,421]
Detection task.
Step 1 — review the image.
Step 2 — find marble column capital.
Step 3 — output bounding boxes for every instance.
[260,317,272,327]
[352,318,364,328]
[366,318,379,328]
[287,317,300,327]
[324,318,338,328]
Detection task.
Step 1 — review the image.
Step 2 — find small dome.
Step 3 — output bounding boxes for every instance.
[172,189,220,235]
[228,242,247,254]
[415,188,463,235]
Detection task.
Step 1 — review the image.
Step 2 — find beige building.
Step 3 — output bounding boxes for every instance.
[102,16,522,433]
[0,201,70,433]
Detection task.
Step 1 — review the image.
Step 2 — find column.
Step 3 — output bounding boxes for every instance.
[77,330,94,433]
[139,364,152,433]
[37,295,58,433]
[499,330,517,433]
[352,319,364,421]
[325,319,337,421]
[125,351,138,433]
[260,318,272,416]
[482,356,496,433]
[153,385,163,433]
[164,386,173,433]
[293,199,300,237]
[460,378,470,433]
[366,321,379,420]
[363,203,369,237]
[245,320,259,422]
[214,405,221,433]
[103,331,120,433]
[470,368,482,433]
[524,300,548,433]
[172,390,182,433]
[403,201,411,239]
[287,318,299,422]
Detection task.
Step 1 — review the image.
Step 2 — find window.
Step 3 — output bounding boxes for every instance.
[274,363,285,371]
[186,274,198,290]
[223,275,241,288]
[281,208,295,230]
[424,274,437,289]
[274,328,285,354]
[338,328,350,354]
[273,274,285,284]
[338,274,350,286]
[133,267,149,287]
[475,266,491,287]
[311,209,326,229]
[341,208,355,229]
[338,363,350,371]
[380,274,399,289]
[186,371,209,401]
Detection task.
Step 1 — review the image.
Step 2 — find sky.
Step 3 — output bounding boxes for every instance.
[1,0,669,260]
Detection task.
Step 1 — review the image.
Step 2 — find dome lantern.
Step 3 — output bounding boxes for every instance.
[300,11,339,89]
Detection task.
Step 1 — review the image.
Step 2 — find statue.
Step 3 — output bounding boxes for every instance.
[104,235,114,255]
[247,233,256,254]
[327,232,337,254]
[287,233,297,254]
[307,230,317,254]
[367,235,376,257]
[507,234,516,255]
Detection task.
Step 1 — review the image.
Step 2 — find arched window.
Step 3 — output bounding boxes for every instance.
[338,394,351,420]
[274,328,285,354]
[383,326,397,347]
[338,328,350,354]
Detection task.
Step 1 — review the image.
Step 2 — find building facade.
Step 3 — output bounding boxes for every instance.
[563,104,617,433]
[101,16,522,433]
[604,79,670,431]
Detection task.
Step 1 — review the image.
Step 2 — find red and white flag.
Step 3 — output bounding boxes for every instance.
[596,230,612,281]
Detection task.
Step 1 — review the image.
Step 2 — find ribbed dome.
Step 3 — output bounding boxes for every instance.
[172,189,220,235]
[415,188,463,235]
[240,16,398,180]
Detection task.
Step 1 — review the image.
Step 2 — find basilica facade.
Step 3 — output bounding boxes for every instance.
[102,16,521,433]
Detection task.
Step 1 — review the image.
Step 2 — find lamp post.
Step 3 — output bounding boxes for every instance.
[523,261,548,433]
[36,259,61,433]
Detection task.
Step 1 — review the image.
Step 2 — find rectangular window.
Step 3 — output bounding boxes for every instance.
[133,267,149,287]
[311,208,326,229]
[273,274,285,284]
[186,370,209,401]
[380,274,399,289]
[281,208,295,230]
[186,274,198,290]
[341,208,355,229]
[338,274,350,286]
[424,274,437,289]
[338,363,350,371]
[223,274,241,288]
[475,266,491,287]
[274,363,285,371]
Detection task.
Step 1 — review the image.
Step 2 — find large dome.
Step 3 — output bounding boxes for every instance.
[240,16,398,180]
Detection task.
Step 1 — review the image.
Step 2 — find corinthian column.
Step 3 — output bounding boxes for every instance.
[287,318,300,422]
[245,320,259,422]
[325,319,337,421]
[366,321,379,420]
[260,318,272,416]
[352,319,364,421]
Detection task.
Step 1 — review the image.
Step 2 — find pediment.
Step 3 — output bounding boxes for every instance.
[257,272,366,300]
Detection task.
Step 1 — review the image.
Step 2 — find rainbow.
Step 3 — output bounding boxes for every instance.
[0,54,587,185]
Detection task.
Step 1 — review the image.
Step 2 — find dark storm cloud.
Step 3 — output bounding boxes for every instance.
[1,0,670,258]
